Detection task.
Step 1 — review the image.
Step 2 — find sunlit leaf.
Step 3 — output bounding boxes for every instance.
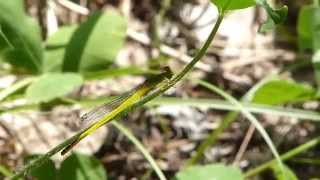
[176,164,244,180]
[252,79,316,105]
[62,10,127,73]
[44,25,78,72]
[271,164,298,180]
[26,73,83,103]
[210,0,255,12]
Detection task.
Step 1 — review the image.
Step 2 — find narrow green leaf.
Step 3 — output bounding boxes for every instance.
[25,155,57,180]
[271,164,298,180]
[26,73,83,103]
[176,164,243,180]
[62,10,127,73]
[0,0,43,73]
[44,25,78,72]
[252,79,317,105]
[58,153,107,180]
[297,6,318,51]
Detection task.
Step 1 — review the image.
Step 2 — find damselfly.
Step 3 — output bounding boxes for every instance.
[61,66,173,155]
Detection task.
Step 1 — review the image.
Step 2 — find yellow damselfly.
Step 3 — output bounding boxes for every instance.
[61,66,173,155]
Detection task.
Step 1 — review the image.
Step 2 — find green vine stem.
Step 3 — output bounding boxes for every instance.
[10,12,225,180]
[112,121,166,180]
[244,136,320,178]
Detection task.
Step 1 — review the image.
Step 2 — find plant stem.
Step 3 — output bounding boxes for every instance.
[314,0,319,7]
[10,12,224,180]
[112,121,167,180]
[171,15,224,84]
[129,13,224,116]
[10,133,81,179]
[244,136,320,178]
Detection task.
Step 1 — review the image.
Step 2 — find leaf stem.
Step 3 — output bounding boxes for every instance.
[244,136,320,178]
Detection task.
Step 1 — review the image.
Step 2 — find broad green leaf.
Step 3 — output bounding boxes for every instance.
[58,153,107,180]
[297,6,320,51]
[313,8,320,51]
[271,164,298,180]
[62,10,127,73]
[0,0,43,74]
[44,25,78,72]
[25,155,57,180]
[26,73,83,103]
[252,79,316,105]
[256,0,288,33]
[210,0,255,12]
[175,164,244,180]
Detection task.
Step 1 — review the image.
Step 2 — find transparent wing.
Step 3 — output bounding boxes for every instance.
[79,91,133,128]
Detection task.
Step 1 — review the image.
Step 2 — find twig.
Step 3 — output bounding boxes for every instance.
[232,124,256,166]
[47,0,59,36]
[56,0,89,15]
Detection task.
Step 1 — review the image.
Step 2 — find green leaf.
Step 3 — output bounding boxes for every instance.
[256,0,288,33]
[44,25,78,72]
[210,0,255,12]
[25,155,57,180]
[313,8,320,51]
[58,153,107,180]
[175,164,244,180]
[252,79,316,105]
[313,50,320,88]
[271,164,298,180]
[297,5,320,51]
[26,73,83,103]
[62,10,127,73]
[0,0,43,74]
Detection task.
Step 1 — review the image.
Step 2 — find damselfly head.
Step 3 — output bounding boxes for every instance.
[161,66,173,79]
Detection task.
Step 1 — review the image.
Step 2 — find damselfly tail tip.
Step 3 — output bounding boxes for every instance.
[61,139,80,155]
